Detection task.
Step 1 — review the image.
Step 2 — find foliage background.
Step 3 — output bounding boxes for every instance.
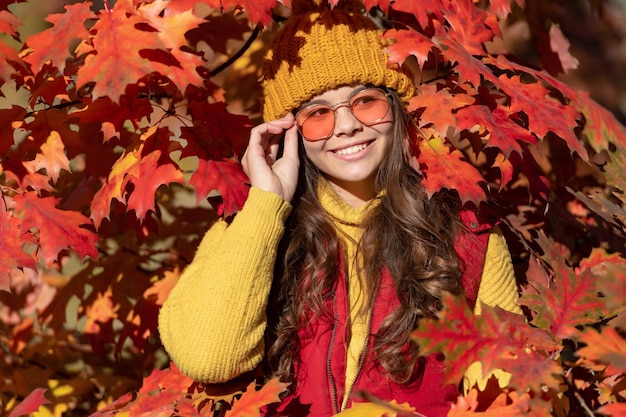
[1,0,626,416]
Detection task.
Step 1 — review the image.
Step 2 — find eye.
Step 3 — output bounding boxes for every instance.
[302,105,332,120]
[351,90,385,108]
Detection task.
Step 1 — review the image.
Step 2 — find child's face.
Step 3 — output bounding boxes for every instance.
[299,85,394,198]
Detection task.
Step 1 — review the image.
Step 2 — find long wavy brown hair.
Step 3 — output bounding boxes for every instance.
[266,88,464,386]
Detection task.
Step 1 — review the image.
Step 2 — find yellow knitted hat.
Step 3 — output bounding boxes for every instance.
[261,2,415,122]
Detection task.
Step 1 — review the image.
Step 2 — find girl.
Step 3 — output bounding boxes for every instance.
[159,2,521,416]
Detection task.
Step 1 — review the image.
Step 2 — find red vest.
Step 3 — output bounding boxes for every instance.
[268,211,492,417]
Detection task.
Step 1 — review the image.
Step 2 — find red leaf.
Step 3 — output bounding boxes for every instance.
[0,40,21,84]
[496,75,587,159]
[390,0,445,29]
[444,1,497,56]
[411,292,554,389]
[23,2,95,74]
[76,3,164,103]
[189,158,250,218]
[577,327,626,375]
[548,24,578,73]
[410,88,474,137]
[8,388,50,417]
[0,212,38,291]
[227,378,289,417]
[124,151,185,221]
[385,28,437,68]
[417,137,486,205]
[520,235,606,340]
[456,104,537,158]
[439,39,501,88]
[14,192,99,266]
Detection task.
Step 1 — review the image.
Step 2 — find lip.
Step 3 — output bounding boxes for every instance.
[329,139,375,160]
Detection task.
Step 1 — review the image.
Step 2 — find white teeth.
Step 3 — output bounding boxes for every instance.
[335,143,368,156]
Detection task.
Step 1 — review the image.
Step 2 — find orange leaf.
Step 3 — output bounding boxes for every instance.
[577,327,626,375]
[22,131,71,183]
[417,137,486,205]
[23,2,95,74]
[14,192,99,266]
[227,378,289,417]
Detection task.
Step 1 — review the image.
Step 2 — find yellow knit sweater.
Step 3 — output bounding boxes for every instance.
[159,186,521,398]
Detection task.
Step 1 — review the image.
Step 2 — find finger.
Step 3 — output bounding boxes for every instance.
[281,125,300,162]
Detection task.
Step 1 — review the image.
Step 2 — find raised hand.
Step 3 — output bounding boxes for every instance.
[241,113,300,202]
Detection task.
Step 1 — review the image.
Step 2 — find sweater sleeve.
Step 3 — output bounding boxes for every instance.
[158,187,292,383]
[463,227,522,392]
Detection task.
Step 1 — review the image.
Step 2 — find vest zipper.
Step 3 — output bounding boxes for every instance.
[327,310,340,414]
[340,308,373,411]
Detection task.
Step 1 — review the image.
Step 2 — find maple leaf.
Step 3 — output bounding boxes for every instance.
[495,75,587,160]
[411,292,529,386]
[409,85,474,137]
[576,90,626,154]
[21,131,71,184]
[8,387,50,417]
[124,151,185,221]
[76,3,165,103]
[189,158,250,217]
[491,153,513,188]
[0,10,21,39]
[455,104,537,158]
[520,235,606,340]
[448,391,536,417]
[438,39,501,88]
[385,28,437,69]
[137,0,205,91]
[576,327,626,375]
[14,192,99,266]
[23,2,95,74]
[390,0,446,29]
[227,378,289,417]
[0,212,38,291]
[443,1,496,56]
[417,136,486,205]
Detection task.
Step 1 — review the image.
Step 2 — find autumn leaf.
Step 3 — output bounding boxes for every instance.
[496,75,587,159]
[455,104,537,158]
[13,192,99,267]
[548,24,578,73]
[520,235,606,340]
[333,399,421,417]
[576,327,626,375]
[385,28,437,68]
[390,0,446,29]
[227,378,289,417]
[8,388,50,417]
[409,85,474,137]
[443,1,497,56]
[21,131,71,184]
[189,158,250,218]
[417,136,486,205]
[23,2,95,74]
[76,2,165,103]
[0,212,37,291]
[143,267,181,305]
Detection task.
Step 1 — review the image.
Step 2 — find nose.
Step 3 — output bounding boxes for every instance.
[333,104,362,137]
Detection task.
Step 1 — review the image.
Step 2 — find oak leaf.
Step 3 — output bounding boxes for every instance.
[444,1,496,56]
[14,192,99,267]
[23,2,95,74]
[76,2,164,103]
[21,131,71,184]
[576,327,626,375]
[390,0,445,29]
[0,212,37,291]
[227,378,289,417]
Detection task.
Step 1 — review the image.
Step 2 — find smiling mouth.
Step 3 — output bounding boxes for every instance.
[334,141,371,156]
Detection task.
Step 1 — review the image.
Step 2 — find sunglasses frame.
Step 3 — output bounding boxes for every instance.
[294,87,392,142]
